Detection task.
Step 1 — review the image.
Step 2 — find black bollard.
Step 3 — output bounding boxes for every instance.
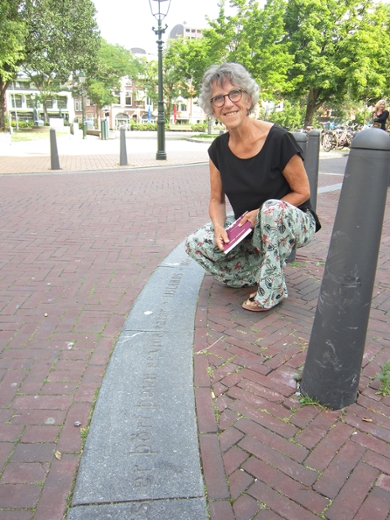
[50,128,61,170]
[288,132,308,263]
[292,131,307,160]
[306,129,321,211]
[119,127,128,166]
[300,128,390,409]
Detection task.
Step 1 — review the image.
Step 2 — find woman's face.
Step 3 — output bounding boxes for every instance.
[210,79,252,130]
[379,102,385,110]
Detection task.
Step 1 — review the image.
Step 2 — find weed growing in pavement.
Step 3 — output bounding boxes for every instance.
[375,360,390,396]
[290,262,305,267]
[206,366,214,379]
[299,395,327,409]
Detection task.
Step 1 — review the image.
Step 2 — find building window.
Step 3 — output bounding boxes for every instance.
[113,92,121,104]
[11,95,23,108]
[45,98,54,109]
[75,100,80,112]
[57,97,67,109]
[125,94,132,106]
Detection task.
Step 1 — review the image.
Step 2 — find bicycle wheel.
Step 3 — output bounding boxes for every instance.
[322,132,336,152]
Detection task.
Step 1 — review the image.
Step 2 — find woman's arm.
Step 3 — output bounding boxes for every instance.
[281,154,311,207]
[209,159,229,251]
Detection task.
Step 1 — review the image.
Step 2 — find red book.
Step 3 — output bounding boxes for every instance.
[223,212,253,254]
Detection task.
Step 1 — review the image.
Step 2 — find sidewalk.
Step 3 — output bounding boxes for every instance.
[0,132,210,174]
[0,137,389,520]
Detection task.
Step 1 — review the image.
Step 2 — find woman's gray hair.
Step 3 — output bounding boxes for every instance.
[198,63,259,116]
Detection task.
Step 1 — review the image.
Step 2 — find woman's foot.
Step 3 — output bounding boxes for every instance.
[241,293,276,312]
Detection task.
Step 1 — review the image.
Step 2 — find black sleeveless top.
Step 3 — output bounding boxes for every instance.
[208,124,321,231]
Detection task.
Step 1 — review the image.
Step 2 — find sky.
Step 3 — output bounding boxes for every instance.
[92,0,236,54]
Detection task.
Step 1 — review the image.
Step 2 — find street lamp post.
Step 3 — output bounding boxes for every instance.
[148,0,171,160]
[78,71,86,139]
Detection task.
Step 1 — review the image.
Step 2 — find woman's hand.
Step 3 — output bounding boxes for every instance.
[214,224,229,252]
[239,209,258,228]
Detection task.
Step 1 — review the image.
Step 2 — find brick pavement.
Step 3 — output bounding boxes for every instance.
[1,141,390,520]
[194,189,390,519]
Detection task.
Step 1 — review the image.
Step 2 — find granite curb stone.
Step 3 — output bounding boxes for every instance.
[68,244,207,519]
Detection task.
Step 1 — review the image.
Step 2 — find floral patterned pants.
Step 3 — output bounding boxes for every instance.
[185,199,316,309]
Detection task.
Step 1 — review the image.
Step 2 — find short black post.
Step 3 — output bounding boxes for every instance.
[288,132,308,263]
[306,129,321,211]
[50,128,61,170]
[292,131,307,160]
[119,127,128,166]
[300,129,390,409]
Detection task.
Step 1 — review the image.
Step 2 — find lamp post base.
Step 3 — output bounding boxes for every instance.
[156,151,167,160]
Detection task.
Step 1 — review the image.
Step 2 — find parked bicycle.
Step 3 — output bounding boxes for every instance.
[321,124,358,152]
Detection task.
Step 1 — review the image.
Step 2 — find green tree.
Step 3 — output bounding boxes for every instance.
[282,0,389,126]
[22,0,100,122]
[0,0,26,130]
[86,39,143,124]
[0,0,100,127]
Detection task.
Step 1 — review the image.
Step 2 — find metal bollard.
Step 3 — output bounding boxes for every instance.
[50,128,61,170]
[300,128,390,409]
[119,127,128,166]
[288,132,308,263]
[306,129,321,211]
[292,131,307,160]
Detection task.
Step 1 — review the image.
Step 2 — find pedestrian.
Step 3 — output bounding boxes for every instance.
[185,63,321,312]
[371,100,389,131]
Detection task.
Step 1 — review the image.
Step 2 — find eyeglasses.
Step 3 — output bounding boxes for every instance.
[210,89,246,108]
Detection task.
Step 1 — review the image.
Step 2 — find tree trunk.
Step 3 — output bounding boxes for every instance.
[304,88,320,128]
[0,79,10,131]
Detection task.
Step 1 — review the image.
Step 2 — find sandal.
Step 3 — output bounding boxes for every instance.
[241,293,275,312]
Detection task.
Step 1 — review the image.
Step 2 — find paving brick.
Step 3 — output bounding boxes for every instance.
[1,461,47,484]
[233,493,260,520]
[195,387,218,434]
[228,386,292,421]
[244,457,329,514]
[229,468,254,499]
[0,424,24,442]
[325,462,379,520]
[230,399,298,439]
[194,353,210,387]
[238,435,318,487]
[11,442,55,463]
[237,378,285,403]
[248,480,319,520]
[223,445,249,475]
[0,442,14,471]
[254,510,285,520]
[377,474,390,493]
[354,485,390,520]
[219,426,245,453]
[0,511,32,520]
[314,441,366,498]
[305,421,354,471]
[32,454,79,520]
[294,411,341,449]
[20,426,58,445]
[0,483,41,509]
[209,500,235,520]
[199,433,230,500]
[9,409,66,426]
[218,408,240,431]
[235,418,309,462]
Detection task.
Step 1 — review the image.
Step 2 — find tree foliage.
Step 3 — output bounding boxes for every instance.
[164,0,390,127]
[86,39,142,120]
[0,0,100,129]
